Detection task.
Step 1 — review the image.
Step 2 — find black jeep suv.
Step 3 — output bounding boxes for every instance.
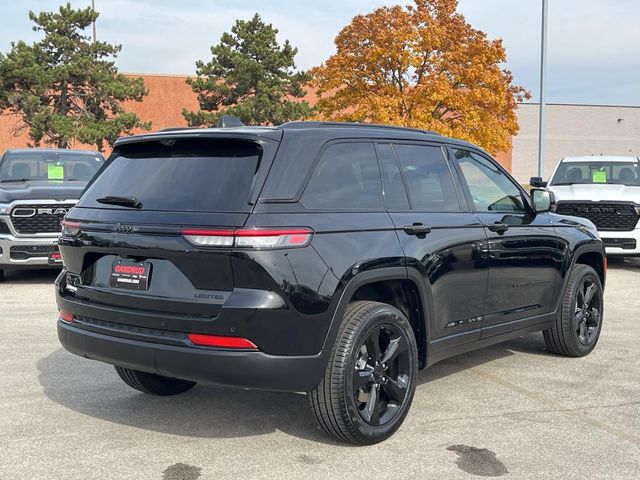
[56,122,605,444]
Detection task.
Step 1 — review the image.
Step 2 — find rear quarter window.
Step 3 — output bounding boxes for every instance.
[79,139,262,213]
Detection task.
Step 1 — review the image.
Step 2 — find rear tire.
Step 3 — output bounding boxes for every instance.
[114,366,196,396]
[543,264,603,357]
[308,301,418,445]
[0,269,4,282]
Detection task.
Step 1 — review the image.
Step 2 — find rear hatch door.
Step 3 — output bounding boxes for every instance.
[59,132,280,325]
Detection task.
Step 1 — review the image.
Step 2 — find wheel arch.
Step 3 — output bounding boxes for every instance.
[554,243,606,312]
[574,249,606,287]
[322,267,433,369]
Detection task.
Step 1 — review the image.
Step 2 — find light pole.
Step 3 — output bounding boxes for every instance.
[537,0,548,178]
[91,0,97,43]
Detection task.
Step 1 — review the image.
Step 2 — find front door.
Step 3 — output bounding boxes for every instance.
[450,148,562,337]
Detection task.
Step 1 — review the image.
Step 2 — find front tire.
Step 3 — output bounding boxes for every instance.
[308,301,418,445]
[543,264,604,357]
[114,366,196,396]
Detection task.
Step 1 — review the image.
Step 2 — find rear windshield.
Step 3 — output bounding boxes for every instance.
[550,161,640,186]
[79,138,262,212]
[0,151,103,182]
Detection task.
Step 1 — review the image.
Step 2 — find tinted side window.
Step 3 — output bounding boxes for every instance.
[376,143,410,210]
[394,144,461,212]
[301,142,383,210]
[453,149,525,213]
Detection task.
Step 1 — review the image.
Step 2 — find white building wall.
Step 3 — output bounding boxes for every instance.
[511,103,640,182]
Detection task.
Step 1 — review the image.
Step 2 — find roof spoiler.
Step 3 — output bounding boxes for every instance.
[156,115,246,133]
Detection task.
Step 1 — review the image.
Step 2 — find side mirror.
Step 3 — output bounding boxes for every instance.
[530,176,547,188]
[530,188,556,213]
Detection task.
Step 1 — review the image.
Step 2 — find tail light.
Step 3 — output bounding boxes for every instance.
[59,310,74,323]
[180,228,234,247]
[61,220,81,236]
[181,227,313,249]
[187,333,257,349]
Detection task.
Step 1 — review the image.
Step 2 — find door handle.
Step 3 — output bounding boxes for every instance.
[403,223,432,236]
[487,222,509,234]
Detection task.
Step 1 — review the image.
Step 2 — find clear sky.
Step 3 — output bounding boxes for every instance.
[1,0,639,106]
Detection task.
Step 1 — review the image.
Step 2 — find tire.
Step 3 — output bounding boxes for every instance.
[114,366,196,396]
[543,264,604,357]
[0,269,4,282]
[308,301,418,445]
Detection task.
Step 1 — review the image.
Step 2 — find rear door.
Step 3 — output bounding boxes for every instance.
[59,135,278,329]
[378,142,488,348]
[449,147,561,336]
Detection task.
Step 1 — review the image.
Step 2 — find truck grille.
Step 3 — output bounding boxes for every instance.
[602,238,637,250]
[10,244,59,260]
[9,203,74,235]
[556,202,639,232]
[0,219,10,235]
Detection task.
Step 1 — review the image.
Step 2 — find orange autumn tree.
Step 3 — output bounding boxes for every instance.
[312,0,529,154]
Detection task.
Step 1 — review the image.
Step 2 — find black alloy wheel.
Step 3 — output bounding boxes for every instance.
[544,264,604,357]
[309,301,418,444]
[574,277,601,346]
[352,324,411,426]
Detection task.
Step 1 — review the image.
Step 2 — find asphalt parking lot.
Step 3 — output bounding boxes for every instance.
[1,261,639,480]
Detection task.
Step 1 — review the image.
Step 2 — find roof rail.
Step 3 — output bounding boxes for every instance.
[156,127,201,132]
[279,121,440,136]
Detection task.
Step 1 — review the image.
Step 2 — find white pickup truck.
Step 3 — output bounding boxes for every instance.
[0,148,104,281]
[531,155,640,257]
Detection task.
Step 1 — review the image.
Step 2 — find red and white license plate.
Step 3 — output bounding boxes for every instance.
[110,259,151,291]
[48,252,62,265]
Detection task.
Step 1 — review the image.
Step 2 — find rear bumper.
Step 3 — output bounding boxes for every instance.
[599,229,640,256]
[57,320,329,392]
[0,234,60,268]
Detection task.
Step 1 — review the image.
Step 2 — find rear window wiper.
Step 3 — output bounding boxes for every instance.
[96,196,143,209]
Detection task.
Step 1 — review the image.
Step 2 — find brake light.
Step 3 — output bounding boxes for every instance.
[187,333,258,349]
[59,310,74,323]
[61,220,81,236]
[181,227,313,248]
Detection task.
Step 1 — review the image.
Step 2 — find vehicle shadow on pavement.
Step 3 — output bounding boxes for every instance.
[37,348,341,445]
[1,268,60,284]
[37,334,548,444]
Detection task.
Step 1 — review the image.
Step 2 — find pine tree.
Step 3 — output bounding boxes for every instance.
[183,14,312,126]
[0,3,149,151]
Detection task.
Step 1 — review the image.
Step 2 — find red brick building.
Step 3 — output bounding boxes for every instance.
[0,73,513,170]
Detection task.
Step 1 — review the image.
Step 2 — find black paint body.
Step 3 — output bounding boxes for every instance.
[56,124,605,391]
